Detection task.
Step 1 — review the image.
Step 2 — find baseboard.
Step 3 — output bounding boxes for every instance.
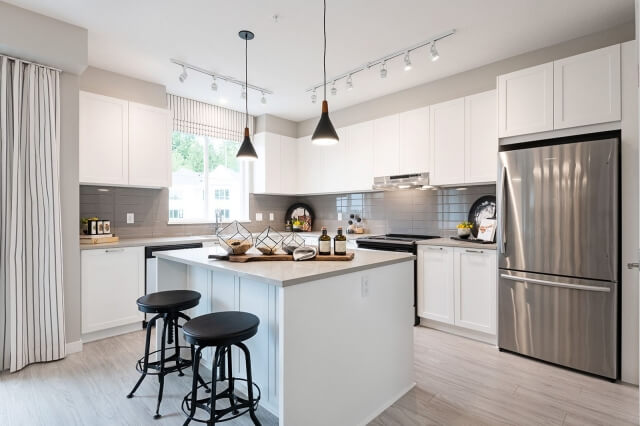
[358,382,416,426]
[81,322,144,343]
[65,340,83,354]
[419,318,497,345]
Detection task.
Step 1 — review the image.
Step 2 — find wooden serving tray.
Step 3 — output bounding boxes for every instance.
[80,235,120,245]
[208,252,355,263]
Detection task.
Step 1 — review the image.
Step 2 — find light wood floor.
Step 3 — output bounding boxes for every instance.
[0,327,638,426]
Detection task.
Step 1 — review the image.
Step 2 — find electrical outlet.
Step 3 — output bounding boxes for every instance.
[337,212,343,221]
[126,213,134,224]
[269,212,275,221]
[255,212,263,221]
[361,276,369,298]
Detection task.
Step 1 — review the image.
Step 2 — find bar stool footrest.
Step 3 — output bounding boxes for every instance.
[135,346,193,376]
[181,378,261,424]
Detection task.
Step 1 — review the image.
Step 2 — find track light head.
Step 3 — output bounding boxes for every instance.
[380,61,387,79]
[179,66,188,83]
[211,77,218,91]
[346,75,353,91]
[430,41,439,62]
[311,90,317,104]
[331,81,337,96]
[404,52,412,71]
[261,92,267,104]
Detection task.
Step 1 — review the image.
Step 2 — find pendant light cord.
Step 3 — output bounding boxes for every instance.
[323,0,327,101]
[245,37,249,129]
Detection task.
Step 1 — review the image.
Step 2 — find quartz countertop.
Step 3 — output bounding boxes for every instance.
[79,235,219,250]
[154,247,415,287]
[417,237,497,250]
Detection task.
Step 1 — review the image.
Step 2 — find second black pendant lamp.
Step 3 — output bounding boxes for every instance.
[236,30,259,161]
[311,0,339,145]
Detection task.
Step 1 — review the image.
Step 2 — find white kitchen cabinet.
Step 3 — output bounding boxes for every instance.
[279,135,298,194]
[453,248,496,335]
[554,44,621,129]
[497,62,554,137]
[417,245,455,324]
[430,98,465,186]
[464,90,498,183]
[79,91,129,185]
[81,247,145,334]
[399,106,430,174]
[295,135,314,194]
[373,114,400,177]
[128,102,171,187]
[345,120,375,191]
[253,132,281,194]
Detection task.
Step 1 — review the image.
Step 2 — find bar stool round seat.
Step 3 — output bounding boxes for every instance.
[182,311,261,425]
[136,289,201,314]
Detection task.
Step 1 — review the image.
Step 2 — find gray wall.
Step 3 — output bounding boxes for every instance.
[297,21,635,137]
[255,114,298,138]
[0,1,88,345]
[79,66,167,108]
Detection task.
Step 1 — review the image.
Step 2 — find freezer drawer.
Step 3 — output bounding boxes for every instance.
[498,269,618,379]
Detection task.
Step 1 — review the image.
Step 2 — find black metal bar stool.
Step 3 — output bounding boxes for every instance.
[181,311,261,426]
[127,290,210,419]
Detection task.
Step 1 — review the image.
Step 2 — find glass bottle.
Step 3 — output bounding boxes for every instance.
[334,227,347,255]
[318,227,331,255]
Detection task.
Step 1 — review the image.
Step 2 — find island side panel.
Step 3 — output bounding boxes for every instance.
[279,261,415,426]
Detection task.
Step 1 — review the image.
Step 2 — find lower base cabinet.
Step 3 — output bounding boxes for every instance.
[81,247,145,334]
[418,245,496,335]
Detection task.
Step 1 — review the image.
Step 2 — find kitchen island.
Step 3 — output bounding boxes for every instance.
[154,247,415,426]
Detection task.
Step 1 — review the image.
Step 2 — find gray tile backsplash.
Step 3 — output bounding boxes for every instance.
[80,185,495,238]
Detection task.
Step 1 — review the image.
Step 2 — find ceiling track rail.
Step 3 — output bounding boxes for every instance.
[305,29,456,93]
[170,58,274,95]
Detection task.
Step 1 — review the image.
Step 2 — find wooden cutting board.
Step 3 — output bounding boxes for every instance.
[208,252,355,263]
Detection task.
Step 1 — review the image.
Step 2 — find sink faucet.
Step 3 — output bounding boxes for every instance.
[213,209,224,234]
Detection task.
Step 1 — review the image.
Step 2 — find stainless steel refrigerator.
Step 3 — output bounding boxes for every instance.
[497,133,620,380]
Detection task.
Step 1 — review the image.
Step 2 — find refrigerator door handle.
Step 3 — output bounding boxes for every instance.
[499,165,507,254]
[500,274,611,293]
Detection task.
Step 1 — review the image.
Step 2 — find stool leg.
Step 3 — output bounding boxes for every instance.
[154,316,169,419]
[184,346,202,426]
[237,342,261,426]
[127,314,159,398]
[173,315,185,376]
[209,346,223,424]
[190,345,211,393]
[226,346,239,415]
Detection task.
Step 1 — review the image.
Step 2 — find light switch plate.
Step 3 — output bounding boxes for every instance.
[337,212,343,221]
[269,212,275,221]
[126,213,134,224]
[256,212,263,221]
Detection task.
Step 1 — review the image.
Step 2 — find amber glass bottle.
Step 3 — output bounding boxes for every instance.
[334,227,347,255]
[318,227,331,255]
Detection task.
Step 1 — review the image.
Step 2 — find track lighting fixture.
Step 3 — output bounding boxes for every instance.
[311,89,317,104]
[430,41,439,62]
[403,51,412,71]
[380,61,388,79]
[261,92,267,104]
[178,66,188,83]
[346,74,353,90]
[211,76,218,91]
[331,81,337,96]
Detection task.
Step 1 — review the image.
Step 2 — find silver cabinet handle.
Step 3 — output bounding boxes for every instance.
[499,165,507,254]
[426,246,444,251]
[627,262,640,270]
[465,249,484,254]
[105,248,124,253]
[500,274,610,293]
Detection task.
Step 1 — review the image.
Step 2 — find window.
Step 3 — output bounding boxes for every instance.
[168,132,248,223]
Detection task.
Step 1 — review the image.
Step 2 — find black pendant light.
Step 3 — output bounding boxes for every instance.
[311,0,339,146]
[236,30,258,161]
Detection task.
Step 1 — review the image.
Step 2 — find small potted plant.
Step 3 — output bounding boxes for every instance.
[456,221,473,239]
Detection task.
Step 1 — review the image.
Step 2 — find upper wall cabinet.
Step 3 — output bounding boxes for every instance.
[465,90,497,183]
[128,102,171,188]
[373,114,400,177]
[344,120,375,192]
[430,98,466,186]
[79,92,129,185]
[553,44,621,129]
[399,106,430,174]
[79,91,171,188]
[253,132,299,195]
[497,63,554,138]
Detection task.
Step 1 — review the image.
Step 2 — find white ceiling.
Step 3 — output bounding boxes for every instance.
[4,0,634,121]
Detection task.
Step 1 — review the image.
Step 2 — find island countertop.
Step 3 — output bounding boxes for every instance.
[154,247,415,287]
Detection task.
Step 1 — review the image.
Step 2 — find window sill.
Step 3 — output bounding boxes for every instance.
[168,219,251,225]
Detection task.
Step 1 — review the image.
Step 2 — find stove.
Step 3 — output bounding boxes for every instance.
[356,234,440,325]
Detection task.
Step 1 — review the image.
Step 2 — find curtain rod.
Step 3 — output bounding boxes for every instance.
[0,52,62,72]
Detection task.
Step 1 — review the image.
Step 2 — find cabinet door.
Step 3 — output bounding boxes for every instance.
[399,106,430,174]
[417,246,454,324]
[296,135,313,194]
[454,248,496,334]
[253,132,281,194]
[346,121,375,191]
[321,127,347,193]
[430,98,465,186]
[554,44,621,129]
[128,102,171,188]
[79,91,129,185]
[497,62,554,137]
[465,90,497,184]
[373,114,400,177]
[280,135,298,194]
[81,247,144,334]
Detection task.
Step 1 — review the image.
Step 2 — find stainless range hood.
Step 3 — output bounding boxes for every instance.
[372,172,431,190]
